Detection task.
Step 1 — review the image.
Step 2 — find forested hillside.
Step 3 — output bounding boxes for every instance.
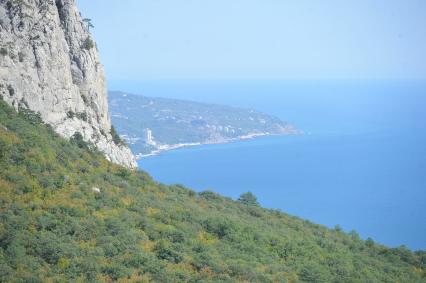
[0,100,425,282]
[109,91,298,156]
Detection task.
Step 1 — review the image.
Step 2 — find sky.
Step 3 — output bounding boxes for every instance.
[77,0,426,82]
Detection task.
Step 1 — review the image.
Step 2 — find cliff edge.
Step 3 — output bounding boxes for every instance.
[0,0,136,168]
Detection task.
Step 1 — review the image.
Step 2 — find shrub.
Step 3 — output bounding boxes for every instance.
[66,111,75,118]
[18,52,25,62]
[198,190,222,201]
[102,264,131,281]
[334,224,342,232]
[153,240,183,263]
[0,47,7,56]
[80,94,88,104]
[299,262,332,283]
[18,107,43,124]
[7,85,14,96]
[75,112,88,121]
[366,237,375,248]
[116,167,130,178]
[238,191,259,206]
[110,126,124,146]
[202,217,236,239]
[70,132,88,149]
[82,36,95,50]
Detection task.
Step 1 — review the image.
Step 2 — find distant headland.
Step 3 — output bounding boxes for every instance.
[109,91,301,158]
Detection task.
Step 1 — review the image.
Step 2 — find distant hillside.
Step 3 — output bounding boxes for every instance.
[109,91,300,157]
[1,100,425,282]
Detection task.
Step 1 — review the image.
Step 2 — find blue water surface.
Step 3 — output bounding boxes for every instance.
[127,80,426,250]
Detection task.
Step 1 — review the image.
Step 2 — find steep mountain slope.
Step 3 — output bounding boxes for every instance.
[0,100,424,282]
[0,0,135,168]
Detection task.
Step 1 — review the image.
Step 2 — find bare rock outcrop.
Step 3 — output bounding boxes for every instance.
[0,0,136,168]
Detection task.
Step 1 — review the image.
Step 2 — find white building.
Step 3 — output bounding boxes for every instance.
[141,128,156,145]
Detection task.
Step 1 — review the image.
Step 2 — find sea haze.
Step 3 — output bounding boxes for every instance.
[122,80,426,250]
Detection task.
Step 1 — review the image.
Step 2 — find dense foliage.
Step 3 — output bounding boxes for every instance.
[0,100,425,282]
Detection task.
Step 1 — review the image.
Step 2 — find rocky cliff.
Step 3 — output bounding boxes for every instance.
[0,0,136,168]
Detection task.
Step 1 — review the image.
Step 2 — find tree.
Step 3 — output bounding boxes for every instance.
[70,132,88,149]
[83,18,94,31]
[238,191,259,206]
[334,224,342,232]
[366,237,375,248]
[110,126,124,146]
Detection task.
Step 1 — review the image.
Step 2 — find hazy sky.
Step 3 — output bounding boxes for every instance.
[77,0,426,81]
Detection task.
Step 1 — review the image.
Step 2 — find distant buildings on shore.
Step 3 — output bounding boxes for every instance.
[141,128,156,145]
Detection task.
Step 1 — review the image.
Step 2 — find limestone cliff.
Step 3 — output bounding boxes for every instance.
[0,0,136,168]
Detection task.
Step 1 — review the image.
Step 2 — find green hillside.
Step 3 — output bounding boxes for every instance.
[0,99,425,282]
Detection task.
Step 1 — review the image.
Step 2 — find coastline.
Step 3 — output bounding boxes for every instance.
[135,131,301,159]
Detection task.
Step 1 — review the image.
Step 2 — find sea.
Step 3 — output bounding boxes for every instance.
[112,80,426,250]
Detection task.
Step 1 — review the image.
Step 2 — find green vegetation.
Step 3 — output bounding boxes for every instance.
[7,85,14,97]
[75,111,88,122]
[83,18,94,31]
[82,36,95,50]
[70,131,91,150]
[0,99,425,282]
[66,110,75,119]
[111,125,125,146]
[238,191,260,207]
[18,51,25,62]
[80,94,89,104]
[0,47,7,56]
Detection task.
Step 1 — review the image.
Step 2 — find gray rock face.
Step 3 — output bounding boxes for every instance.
[0,0,136,168]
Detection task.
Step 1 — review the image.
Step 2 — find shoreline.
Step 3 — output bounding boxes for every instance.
[135,131,301,160]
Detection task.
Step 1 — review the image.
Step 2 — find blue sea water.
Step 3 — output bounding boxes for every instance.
[118,80,426,250]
